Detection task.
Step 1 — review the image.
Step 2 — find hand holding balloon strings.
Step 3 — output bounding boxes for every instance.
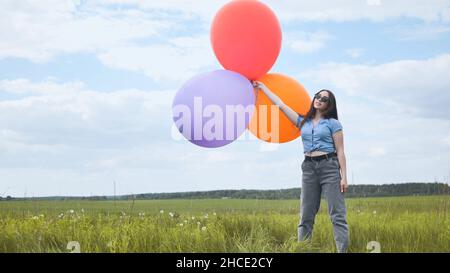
[252,80,261,102]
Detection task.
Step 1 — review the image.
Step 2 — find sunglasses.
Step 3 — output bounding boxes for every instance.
[314,93,330,103]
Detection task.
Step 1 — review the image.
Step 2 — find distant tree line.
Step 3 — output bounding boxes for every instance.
[1,183,448,201]
[0,196,13,201]
[345,183,449,198]
[126,183,449,200]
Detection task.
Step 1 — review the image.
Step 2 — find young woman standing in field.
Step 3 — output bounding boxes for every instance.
[252,81,349,253]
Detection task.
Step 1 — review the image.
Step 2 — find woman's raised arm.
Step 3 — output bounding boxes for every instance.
[252,81,302,127]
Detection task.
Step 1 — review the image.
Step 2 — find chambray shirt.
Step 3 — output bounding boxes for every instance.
[296,115,343,154]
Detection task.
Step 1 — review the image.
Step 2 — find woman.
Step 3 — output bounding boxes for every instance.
[252,81,349,253]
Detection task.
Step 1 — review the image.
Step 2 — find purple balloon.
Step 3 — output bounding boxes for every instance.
[172,70,255,148]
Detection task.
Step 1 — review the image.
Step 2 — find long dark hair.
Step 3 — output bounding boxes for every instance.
[299,89,338,129]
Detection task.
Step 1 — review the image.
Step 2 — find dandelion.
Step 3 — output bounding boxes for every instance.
[138,212,145,217]
[357,209,361,213]
[201,226,207,231]
[213,212,217,216]
[184,220,188,223]
[204,213,209,219]
[58,213,64,218]
[31,216,39,220]
[169,212,174,218]
[179,223,184,227]
[373,210,377,215]
[160,210,164,214]
[81,209,85,213]
[197,222,201,226]
[191,216,195,220]
[39,214,45,218]
[69,210,74,214]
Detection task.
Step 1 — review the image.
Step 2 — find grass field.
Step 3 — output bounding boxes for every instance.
[0,196,448,253]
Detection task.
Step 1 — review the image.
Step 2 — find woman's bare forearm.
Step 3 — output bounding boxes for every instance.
[334,132,348,182]
[258,85,300,126]
[338,153,347,181]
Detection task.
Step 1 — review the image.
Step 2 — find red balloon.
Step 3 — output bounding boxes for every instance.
[211,0,282,80]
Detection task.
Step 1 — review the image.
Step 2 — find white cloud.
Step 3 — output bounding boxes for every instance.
[444,136,450,146]
[335,96,450,185]
[98,35,218,82]
[206,150,237,163]
[0,78,84,96]
[345,48,365,59]
[368,146,387,156]
[386,23,450,41]
[0,0,172,62]
[268,0,450,23]
[1,0,449,82]
[98,0,450,23]
[96,0,229,22]
[285,31,333,54]
[0,79,174,149]
[2,0,449,63]
[301,54,450,119]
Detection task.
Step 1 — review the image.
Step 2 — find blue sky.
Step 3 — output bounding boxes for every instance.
[1,0,450,197]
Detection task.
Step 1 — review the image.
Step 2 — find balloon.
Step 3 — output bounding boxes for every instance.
[172,70,255,148]
[248,73,311,143]
[211,0,282,80]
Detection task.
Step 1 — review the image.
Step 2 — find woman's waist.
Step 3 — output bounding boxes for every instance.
[301,138,335,150]
[304,151,337,161]
[304,151,330,157]
[304,147,336,156]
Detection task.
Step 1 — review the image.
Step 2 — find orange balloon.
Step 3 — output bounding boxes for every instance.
[211,0,282,80]
[248,74,311,143]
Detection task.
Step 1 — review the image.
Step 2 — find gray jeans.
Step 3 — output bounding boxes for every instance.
[298,156,349,253]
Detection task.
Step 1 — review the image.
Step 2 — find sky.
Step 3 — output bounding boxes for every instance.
[1,0,450,197]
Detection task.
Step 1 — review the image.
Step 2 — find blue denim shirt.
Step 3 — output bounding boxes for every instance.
[296,115,343,154]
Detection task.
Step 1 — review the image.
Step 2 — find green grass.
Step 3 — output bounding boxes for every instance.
[0,196,448,253]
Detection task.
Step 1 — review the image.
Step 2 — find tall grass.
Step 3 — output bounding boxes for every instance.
[0,196,448,253]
